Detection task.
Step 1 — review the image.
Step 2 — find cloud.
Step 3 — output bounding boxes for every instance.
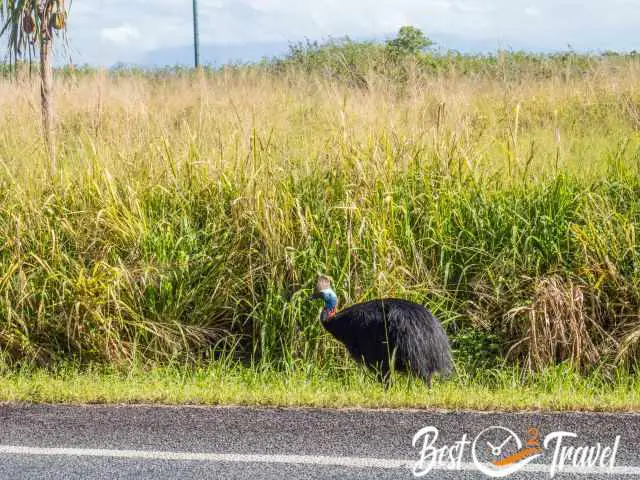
[101,24,141,46]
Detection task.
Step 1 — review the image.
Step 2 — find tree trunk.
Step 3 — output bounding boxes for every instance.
[39,9,55,176]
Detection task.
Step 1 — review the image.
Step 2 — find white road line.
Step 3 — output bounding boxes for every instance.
[2,446,410,469]
[0,445,639,476]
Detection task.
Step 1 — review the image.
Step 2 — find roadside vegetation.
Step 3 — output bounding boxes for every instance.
[1,27,640,409]
[2,362,639,411]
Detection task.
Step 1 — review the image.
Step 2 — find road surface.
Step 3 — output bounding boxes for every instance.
[0,404,638,479]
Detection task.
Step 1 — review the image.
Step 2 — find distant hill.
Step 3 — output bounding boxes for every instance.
[142,41,291,67]
[59,29,640,69]
[137,33,604,69]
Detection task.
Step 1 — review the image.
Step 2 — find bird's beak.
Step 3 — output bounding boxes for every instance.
[308,291,321,301]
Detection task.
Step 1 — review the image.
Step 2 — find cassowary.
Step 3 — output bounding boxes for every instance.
[310,276,453,387]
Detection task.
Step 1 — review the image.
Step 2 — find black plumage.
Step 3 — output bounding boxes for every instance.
[311,277,453,387]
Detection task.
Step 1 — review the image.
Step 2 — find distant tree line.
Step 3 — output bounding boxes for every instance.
[2,25,639,85]
[272,26,640,87]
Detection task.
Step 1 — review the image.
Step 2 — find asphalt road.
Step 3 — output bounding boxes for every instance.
[0,404,639,479]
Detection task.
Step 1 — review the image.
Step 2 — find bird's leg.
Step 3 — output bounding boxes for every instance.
[426,373,433,390]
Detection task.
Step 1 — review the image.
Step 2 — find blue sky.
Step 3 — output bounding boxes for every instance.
[63,0,640,66]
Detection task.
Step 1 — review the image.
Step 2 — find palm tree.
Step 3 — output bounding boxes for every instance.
[0,0,68,176]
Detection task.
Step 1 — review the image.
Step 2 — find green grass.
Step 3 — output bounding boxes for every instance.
[1,362,638,412]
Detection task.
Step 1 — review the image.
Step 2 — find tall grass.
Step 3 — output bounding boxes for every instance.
[1,56,640,379]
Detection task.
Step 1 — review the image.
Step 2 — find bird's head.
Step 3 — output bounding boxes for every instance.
[309,275,338,322]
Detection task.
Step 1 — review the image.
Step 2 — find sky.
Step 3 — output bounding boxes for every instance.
[60,0,640,66]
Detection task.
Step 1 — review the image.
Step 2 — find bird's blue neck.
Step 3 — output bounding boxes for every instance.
[321,288,338,310]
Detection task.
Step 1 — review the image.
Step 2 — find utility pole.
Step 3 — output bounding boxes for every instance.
[192,0,200,68]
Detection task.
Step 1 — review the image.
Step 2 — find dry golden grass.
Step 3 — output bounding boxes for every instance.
[1,58,639,187]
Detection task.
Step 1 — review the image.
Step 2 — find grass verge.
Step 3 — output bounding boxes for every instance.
[1,363,638,412]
